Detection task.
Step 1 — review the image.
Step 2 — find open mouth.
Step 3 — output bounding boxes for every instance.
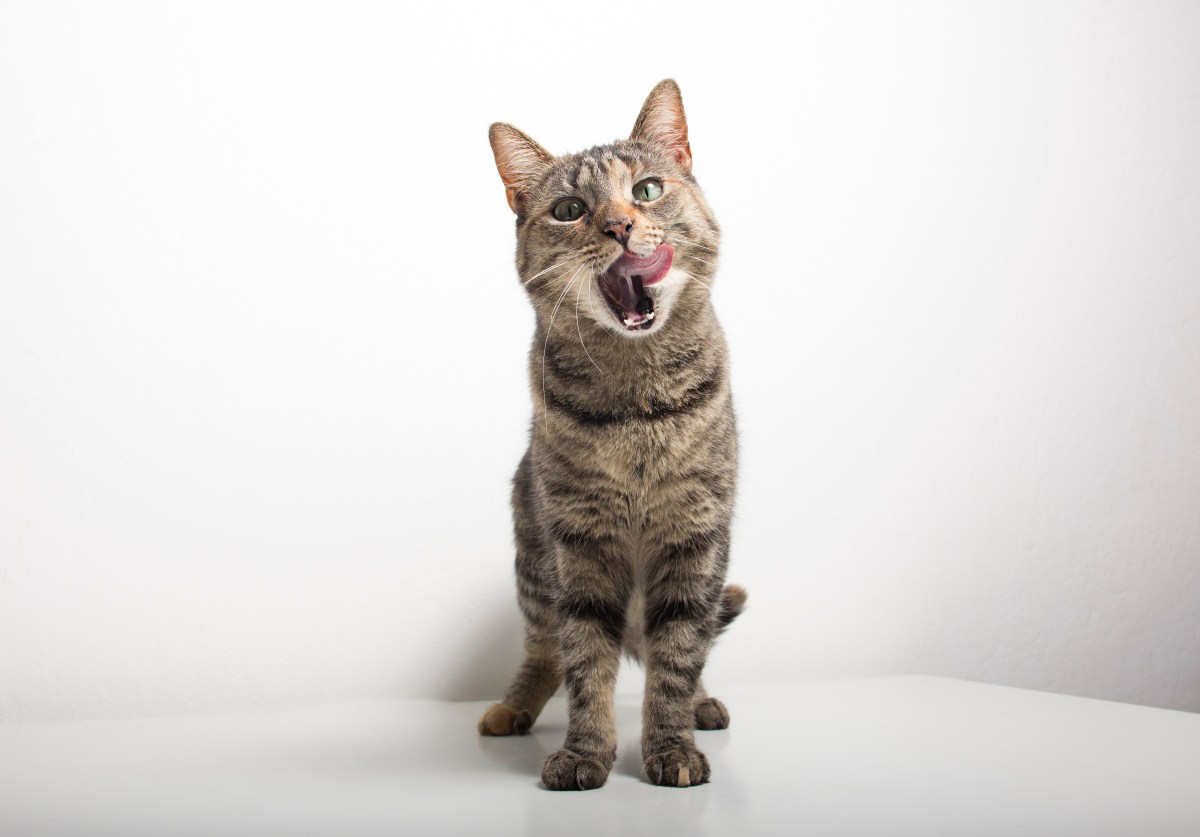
[597,244,674,330]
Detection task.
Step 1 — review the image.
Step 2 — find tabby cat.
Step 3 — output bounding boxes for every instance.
[477,80,745,790]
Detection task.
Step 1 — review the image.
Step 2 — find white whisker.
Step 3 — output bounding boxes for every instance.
[542,265,584,430]
[676,267,713,293]
[668,235,720,254]
[574,273,604,374]
[522,259,570,288]
[685,254,718,269]
[586,273,608,338]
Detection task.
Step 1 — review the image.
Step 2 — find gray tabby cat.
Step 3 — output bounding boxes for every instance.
[478,79,745,790]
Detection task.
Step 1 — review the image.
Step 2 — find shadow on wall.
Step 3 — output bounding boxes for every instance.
[434,599,525,702]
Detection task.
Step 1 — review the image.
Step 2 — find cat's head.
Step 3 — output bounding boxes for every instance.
[489,80,719,339]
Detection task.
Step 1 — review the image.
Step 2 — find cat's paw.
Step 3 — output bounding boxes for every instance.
[694,696,730,730]
[541,749,609,791]
[643,746,711,787]
[477,703,533,736]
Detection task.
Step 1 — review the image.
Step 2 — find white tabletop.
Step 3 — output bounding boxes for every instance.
[1,676,1197,836]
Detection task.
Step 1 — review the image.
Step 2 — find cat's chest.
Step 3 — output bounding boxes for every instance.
[566,414,706,504]
[592,425,672,480]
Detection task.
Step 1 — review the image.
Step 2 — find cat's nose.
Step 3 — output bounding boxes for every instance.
[602,216,634,247]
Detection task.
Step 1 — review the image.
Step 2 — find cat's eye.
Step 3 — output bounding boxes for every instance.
[552,198,586,222]
[633,178,664,202]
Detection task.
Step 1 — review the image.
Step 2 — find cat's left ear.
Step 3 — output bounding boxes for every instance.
[630,79,692,172]
[489,122,553,214]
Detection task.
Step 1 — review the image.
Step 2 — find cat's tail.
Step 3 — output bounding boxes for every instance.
[715,584,747,631]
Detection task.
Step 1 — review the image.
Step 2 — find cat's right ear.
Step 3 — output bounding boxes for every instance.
[489,123,553,214]
[630,79,692,172]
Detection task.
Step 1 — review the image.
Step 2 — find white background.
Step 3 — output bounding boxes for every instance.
[1,2,1197,722]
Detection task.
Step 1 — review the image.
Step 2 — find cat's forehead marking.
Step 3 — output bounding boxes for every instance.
[612,147,639,169]
[577,155,602,188]
[563,147,633,198]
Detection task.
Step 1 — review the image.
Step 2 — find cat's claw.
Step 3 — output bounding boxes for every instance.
[643,746,711,787]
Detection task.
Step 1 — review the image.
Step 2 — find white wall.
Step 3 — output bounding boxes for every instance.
[1,2,1197,722]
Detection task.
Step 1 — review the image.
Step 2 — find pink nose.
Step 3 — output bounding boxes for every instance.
[603,216,633,246]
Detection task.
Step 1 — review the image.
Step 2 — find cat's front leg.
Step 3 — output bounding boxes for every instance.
[541,532,632,791]
[640,533,726,787]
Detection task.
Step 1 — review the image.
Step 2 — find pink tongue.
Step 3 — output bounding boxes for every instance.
[601,244,674,317]
[610,244,674,287]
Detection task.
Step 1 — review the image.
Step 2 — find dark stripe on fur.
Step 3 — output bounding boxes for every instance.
[645,595,714,636]
[545,349,594,384]
[544,368,723,427]
[657,528,722,564]
[556,592,626,645]
[551,524,616,554]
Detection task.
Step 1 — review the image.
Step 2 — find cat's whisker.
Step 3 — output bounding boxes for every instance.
[522,259,571,288]
[676,267,714,293]
[542,264,585,430]
[668,235,720,254]
[574,273,604,375]
[684,254,718,269]
[586,273,609,339]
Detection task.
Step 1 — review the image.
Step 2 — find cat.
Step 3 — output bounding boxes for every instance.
[477,79,745,791]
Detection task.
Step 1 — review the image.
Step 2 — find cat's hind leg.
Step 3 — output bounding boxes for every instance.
[691,585,745,731]
[477,557,562,735]
[692,680,730,731]
[478,639,560,736]
[479,453,562,736]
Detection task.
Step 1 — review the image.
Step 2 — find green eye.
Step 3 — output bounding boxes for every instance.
[633,178,664,202]
[552,198,586,222]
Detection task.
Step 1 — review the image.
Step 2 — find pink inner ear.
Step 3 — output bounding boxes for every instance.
[651,131,691,171]
[675,143,693,170]
[632,84,692,171]
[636,121,691,170]
[490,123,552,212]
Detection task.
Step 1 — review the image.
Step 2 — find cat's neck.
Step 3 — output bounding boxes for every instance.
[531,284,724,409]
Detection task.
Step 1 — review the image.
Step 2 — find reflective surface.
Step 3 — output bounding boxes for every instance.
[1,677,1197,836]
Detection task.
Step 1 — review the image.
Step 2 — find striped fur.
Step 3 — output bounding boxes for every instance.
[478,81,744,790]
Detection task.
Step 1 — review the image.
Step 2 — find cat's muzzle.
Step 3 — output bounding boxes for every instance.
[598,244,674,331]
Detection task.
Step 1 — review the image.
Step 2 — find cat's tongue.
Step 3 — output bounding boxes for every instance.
[599,244,674,327]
